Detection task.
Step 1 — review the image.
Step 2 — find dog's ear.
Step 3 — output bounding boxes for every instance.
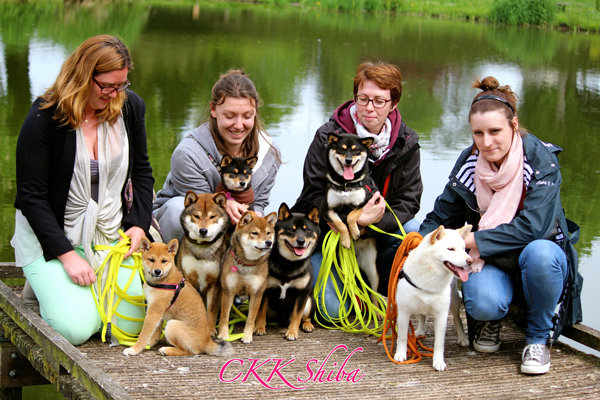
[245,157,258,170]
[308,206,319,224]
[265,212,278,227]
[184,191,198,207]
[361,137,374,149]
[278,203,291,221]
[430,225,446,244]
[238,211,254,228]
[457,224,472,239]
[213,192,228,209]
[221,155,233,168]
[167,238,179,255]
[139,237,151,252]
[327,132,339,144]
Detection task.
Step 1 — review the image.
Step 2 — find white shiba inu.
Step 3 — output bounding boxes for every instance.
[394,225,473,371]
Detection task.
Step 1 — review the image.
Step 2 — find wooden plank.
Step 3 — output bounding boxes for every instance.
[0,281,132,400]
[0,342,48,388]
[563,324,600,351]
[0,264,21,280]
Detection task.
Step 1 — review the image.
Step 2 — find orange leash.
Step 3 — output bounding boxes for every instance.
[378,232,434,364]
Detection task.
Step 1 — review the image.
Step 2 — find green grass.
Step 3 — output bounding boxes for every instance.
[257,0,600,32]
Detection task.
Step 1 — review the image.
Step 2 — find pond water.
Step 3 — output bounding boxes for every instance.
[1,0,599,369]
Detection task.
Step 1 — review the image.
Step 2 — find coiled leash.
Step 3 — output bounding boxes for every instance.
[313,200,406,334]
[91,230,146,346]
[377,232,435,364]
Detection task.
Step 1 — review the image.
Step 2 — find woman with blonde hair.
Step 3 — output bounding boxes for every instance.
[154,69,281,241]
[420,76,582,374]
[12,35,154,345]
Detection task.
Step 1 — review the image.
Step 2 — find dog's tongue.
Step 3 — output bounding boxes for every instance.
[294,247,306,256]
[343,165,355,180]
[456,268,470,283]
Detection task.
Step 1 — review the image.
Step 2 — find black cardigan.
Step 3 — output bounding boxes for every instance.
[14,90,154,261]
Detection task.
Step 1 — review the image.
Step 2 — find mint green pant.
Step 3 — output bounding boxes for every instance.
[22,244,144,345]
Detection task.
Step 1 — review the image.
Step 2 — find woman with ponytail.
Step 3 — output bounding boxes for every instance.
[420,77,581,375]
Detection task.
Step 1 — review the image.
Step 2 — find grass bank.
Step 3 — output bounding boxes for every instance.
[258,0,600,33]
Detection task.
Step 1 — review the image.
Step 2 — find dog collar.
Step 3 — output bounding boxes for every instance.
[146,278,185,309]
[399,270,424,292]
[330,176,377,193]
[230,249,256,272]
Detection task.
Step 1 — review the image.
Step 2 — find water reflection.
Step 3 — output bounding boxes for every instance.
[0,1,599,354]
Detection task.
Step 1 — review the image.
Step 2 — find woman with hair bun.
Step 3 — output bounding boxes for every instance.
[12,35,154,345]
[420,76,582,374]
[154,70,281,241]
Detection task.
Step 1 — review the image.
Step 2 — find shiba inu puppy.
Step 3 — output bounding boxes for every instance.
[321,132,381,304]
[215,155,257,209]
[176,191,230,314]
[255,203,320,341]
[123,238,233,357]
[394,225,473,371]
[214,211,277,344]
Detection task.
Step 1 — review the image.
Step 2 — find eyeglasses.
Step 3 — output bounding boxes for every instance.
[92,76,130,94]
[354,95,392,109]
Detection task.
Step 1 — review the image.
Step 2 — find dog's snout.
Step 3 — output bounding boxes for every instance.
[344,156,353,165]
[265,240,273,248]
[296,238,305,246]
[199,228,208,237]
[239,181,246,187]
[153,269,162,276]
[466,257,473,266]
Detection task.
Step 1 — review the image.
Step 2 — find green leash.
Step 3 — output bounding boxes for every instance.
[313,200,407,334]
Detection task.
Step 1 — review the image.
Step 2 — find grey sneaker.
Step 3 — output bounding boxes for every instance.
[473,320,502,353]
[521,343,551,374]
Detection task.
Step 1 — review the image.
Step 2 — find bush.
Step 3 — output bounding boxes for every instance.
[490,0,556,25]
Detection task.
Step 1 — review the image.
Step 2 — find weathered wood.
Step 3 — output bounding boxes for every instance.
[0,281,132,400]
[563,324,600,352]
[0,264,21,280]
[0,343,48,388]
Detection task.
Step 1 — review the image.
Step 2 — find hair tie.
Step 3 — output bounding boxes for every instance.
[471,95,514,113]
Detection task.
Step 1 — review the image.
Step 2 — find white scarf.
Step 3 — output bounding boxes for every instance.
[350,104,392,160]
[64,117,129,270]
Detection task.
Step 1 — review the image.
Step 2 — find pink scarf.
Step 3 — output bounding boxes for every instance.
[470,131,524,272]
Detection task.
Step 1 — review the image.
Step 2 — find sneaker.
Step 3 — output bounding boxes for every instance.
[473,320,502,353]
[521,343,551,374]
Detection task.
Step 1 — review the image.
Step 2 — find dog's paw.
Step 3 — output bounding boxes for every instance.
[301,321,314,333]
[241,335,253,344]
[340,234,351,249]
[284,330,299,341]
[123,347,139,356]
[218,332,230,341]
[433,359,447,372]
[254,326,266,336]
[457,337,469,347]
[393,351,407,363]
[349,225,361,240]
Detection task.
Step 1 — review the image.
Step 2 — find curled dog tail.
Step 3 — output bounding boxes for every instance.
[205,337,234,357]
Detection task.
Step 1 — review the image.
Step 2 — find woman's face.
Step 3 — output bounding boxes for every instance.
[86,67,129,112]
[210,96,256,154]
[355,79,396,134]
[471,110,518,167]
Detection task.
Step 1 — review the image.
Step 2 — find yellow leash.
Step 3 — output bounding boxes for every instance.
[313,200,406,334]
[91,230,146,346]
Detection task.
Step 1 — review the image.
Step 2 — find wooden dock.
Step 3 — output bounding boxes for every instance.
[0,263,599,399]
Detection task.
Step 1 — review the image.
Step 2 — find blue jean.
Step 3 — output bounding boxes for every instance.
[462,239,568,344]
[311,218,420,319]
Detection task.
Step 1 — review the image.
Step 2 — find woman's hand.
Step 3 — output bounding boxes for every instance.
[226,200,248,225]
[122,226,146,259]
[357,191,385,227]
[465,232,477,250]
[58,250,97,286]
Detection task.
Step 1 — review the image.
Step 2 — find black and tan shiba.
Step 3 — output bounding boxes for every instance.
[211,211,277,344]
[321,132,381,303]
[123,238,233,357]
[255,203,320,341]
[215,155,257,209]
[176,191,230,316]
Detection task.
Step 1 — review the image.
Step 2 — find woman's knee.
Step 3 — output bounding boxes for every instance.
[520,240,567,280]
[155,197,185,242]
[462,267,512,321]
